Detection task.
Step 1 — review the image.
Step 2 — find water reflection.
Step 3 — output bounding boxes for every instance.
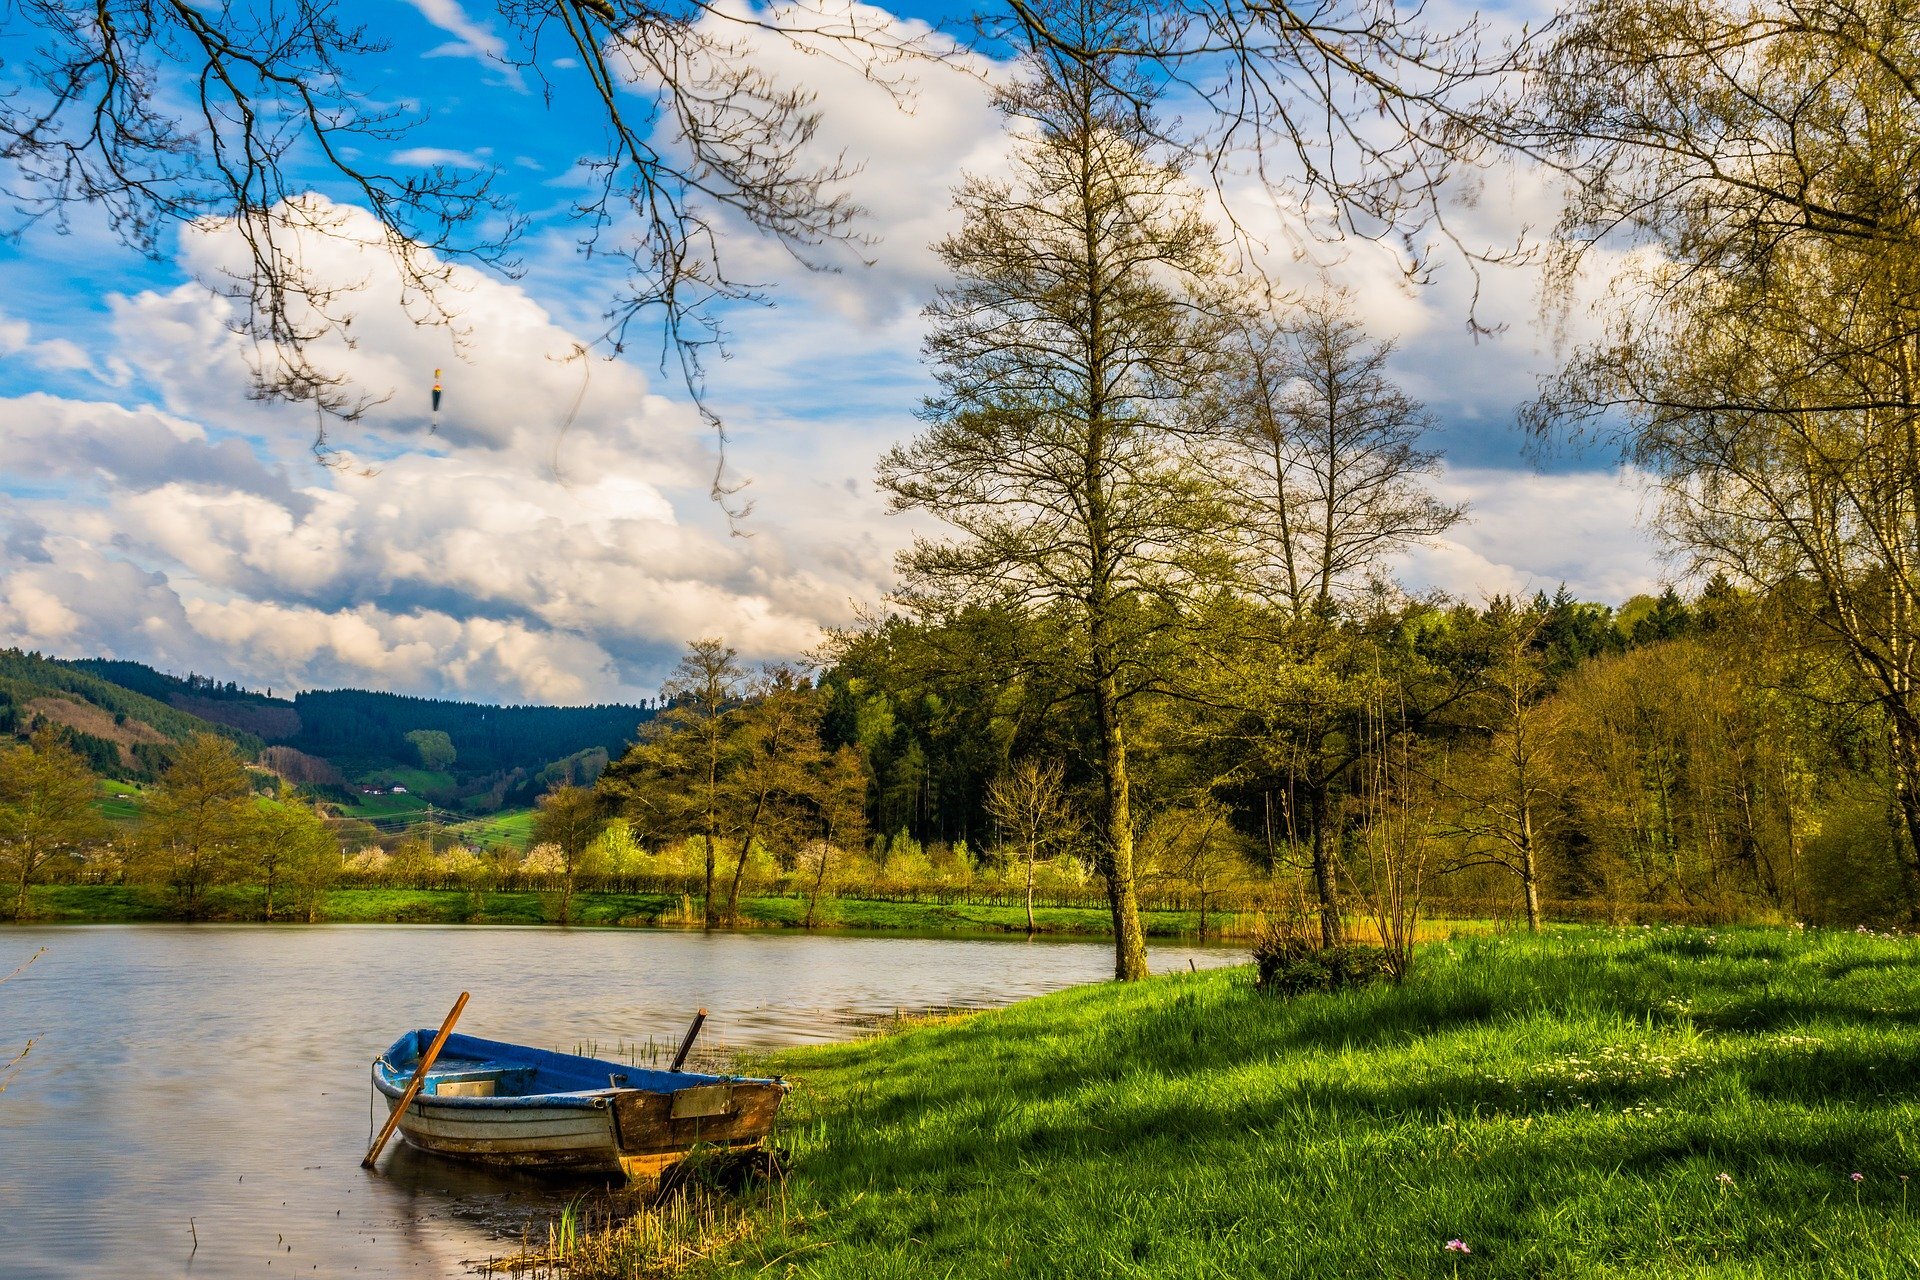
[0,924,1240,1278]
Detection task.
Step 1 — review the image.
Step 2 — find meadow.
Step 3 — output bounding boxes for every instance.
[570,926,1920,1278]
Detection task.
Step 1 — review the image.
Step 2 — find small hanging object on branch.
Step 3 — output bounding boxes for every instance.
[430,368,443,433]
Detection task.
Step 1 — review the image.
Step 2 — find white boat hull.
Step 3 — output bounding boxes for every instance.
[385,1094,623,1172]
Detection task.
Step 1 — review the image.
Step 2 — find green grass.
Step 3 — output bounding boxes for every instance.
[447,807,538,849]
[357,766,457,797]
[621,926,1920,1279]
[94,779,150,824]
[335,791,434,820]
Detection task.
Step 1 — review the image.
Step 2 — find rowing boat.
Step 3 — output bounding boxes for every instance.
[370,1029,787,1183]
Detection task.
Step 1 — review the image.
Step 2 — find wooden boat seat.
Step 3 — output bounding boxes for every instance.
[422,1065,538,1098]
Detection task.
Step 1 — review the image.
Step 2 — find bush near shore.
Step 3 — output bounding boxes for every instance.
[563,926,1920,1279]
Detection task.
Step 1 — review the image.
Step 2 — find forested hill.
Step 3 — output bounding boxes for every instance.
[40,657,653,793]
[285,690,652,776]
[0,650,261,778]
[68,658,302,740]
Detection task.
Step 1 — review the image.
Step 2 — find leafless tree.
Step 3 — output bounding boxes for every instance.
[2,0,1530,471]
[1000,0,1527,300]
[1213,288,1464,619]
[985,757,1075,933]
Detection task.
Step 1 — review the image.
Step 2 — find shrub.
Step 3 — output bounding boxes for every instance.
[1252,926,1391,997]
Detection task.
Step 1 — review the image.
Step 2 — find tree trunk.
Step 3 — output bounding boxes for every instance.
[723,798,768,926]
[1519,803,1541,933]
[1024,849,1036,935]
[1310,784,1338,947]
[805,851,829,929]
[1092,655,1149,981]
[1890,717,1920,926]
[701,830,718,928]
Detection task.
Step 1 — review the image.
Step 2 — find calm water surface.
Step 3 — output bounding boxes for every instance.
[0,924,1238,1278]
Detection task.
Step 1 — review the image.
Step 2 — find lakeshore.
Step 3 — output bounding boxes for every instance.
[563,926,1920,1279]
[11,882,1272,939]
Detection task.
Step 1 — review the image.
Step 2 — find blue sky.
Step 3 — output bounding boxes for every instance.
[0,0,1660,704]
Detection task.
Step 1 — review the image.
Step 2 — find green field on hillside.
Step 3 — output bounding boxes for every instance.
[355,766,457,796]
[334,790,435,820]
[448,808,537,849]
[94,778,150,823]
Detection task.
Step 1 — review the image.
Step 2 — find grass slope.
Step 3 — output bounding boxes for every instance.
[694,928,1920,1279]
[446,808,537,849]
[94,778,150,824]
[334,791,435,820]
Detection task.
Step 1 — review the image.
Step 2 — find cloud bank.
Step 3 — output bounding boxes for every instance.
[0,1,1663,704]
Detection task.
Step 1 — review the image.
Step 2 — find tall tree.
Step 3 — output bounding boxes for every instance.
[0,727,107,919]
[1202,292,1459,943]
[1526,0,1920,916]
[718,665,828,925]
[601,638,746,926]
[248,801,337,922]
[532,784,609,924]
[878,0,1233,980]
[137,733,254,915]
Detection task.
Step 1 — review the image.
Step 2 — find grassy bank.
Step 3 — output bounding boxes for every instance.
[9,882,1260,938]
[579,926,1920,1278]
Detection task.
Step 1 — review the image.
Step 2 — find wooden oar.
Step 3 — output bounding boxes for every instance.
[669,1008,708,1072]
[363,991,469,1170]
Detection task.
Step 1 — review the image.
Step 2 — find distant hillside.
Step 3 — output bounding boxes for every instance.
[67,659,302,740]
[46,658,653,811]
[287,689,649,777]
[0,650,260,778]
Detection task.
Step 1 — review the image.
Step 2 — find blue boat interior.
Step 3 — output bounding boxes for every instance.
[375,1030,766,1103]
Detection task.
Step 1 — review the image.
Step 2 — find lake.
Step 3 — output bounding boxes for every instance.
[0,924,1241,1278]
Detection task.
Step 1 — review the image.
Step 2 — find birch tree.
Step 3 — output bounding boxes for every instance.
[1526,0,1920,916]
